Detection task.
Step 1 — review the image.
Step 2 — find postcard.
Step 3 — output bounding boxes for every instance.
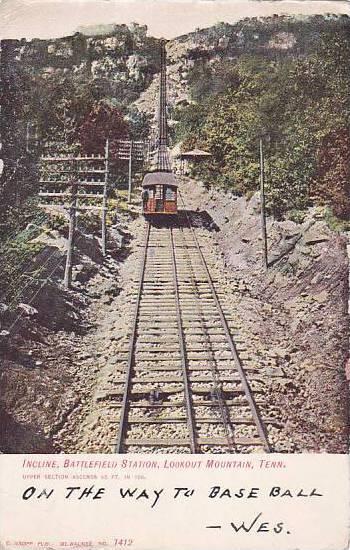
[0,0,349,548]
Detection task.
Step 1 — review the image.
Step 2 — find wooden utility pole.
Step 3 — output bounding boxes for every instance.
[39,138,145,286]
[39,145,109,288]
[116,139,146,198]
[26,122,39,154]
[64,181,78,289]
[102,139,109,257]
[26,122,31,154]
[259,138,268,271]
[128,140,133,204]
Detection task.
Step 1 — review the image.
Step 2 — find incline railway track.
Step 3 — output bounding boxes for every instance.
[155,40,171,172]
[89,42,278,454]
[112,195,273,454]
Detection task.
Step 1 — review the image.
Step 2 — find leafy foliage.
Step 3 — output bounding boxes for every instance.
[0,220,45,303]
[0,24,160,229]
[77,102,129,154]
[311,128,350,220]
[174,21,350,219]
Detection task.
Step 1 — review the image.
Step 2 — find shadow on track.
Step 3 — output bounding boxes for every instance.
[146,209,220,232]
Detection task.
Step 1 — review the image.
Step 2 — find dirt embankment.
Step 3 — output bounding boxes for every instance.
[0,210,135,453]
[181,178,349,452]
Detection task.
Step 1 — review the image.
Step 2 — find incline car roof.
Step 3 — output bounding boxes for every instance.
[142,171,178,188]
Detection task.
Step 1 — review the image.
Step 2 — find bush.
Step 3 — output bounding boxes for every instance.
[46,214,67,231]
[287,209,306,224]
[323,207,350,233]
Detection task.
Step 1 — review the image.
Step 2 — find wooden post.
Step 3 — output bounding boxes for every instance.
[64,181,78,289]
[128,140,133,204]
[147,139,151,164]
[102,139,109,257]
[26,122,30,154]
[259,138,268,271]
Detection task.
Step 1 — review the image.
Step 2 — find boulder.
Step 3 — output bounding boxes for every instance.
[311,273,323,285]
[303,226,330,245]
[313,291,328,304]
[17,303,38,317]
[0,303,9,316]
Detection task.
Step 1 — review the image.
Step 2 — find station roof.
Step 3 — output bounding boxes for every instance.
[142,171,178,188]
[179,148,212,159]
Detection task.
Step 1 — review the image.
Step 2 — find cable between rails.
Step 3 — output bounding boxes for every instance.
[176,225,235,452]
[178,191,271,453]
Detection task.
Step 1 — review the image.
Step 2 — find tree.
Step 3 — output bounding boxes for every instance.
[77,102,129,154]
[127,107,152,140]
[312,128,350,220]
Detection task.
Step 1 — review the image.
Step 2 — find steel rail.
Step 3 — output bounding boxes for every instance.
[156,40,171,172]
[169,227,198,453]
[179,192,271,452]
[177,226,235,451]
[115,222,151,453]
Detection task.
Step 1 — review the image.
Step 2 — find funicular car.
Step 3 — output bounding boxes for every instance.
[142,171,178,215]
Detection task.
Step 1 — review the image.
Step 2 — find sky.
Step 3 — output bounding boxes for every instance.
[0,0,349,40]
